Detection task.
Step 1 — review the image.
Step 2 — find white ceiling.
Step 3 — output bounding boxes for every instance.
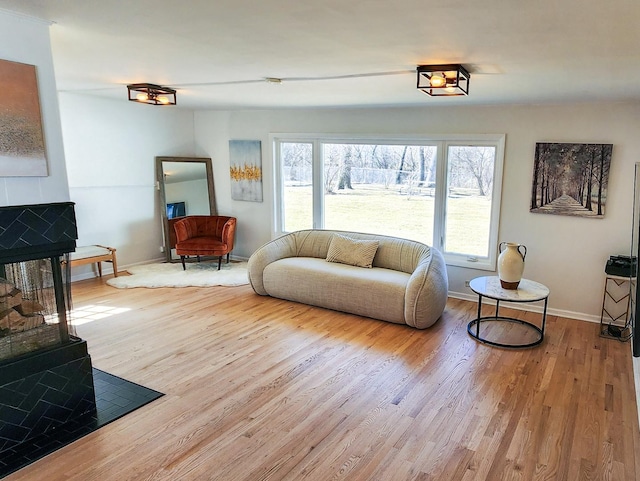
[1,0,639,110]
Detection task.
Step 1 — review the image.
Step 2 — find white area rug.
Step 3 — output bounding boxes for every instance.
[106,261,249,288]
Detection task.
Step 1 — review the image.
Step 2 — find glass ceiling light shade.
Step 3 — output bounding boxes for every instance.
[417,64,470,96]
[127,83,177,105]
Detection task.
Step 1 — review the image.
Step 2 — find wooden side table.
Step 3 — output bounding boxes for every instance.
[467,276,550,348]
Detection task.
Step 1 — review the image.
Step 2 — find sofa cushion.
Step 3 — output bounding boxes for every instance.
[263,257,408,323]
[325,234,379,268]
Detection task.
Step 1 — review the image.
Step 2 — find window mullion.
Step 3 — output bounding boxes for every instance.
[273,139,283,237]
[433,141,447,253]
[313,140,323,229]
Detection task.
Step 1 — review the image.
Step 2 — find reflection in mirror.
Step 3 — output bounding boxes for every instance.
[156,156,216,262]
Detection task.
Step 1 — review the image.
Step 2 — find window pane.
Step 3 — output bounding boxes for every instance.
[282,142,313,232]
[445,145,496,257]
[323,143,435,245]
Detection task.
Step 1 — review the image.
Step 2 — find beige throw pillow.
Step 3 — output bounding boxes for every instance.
[326,234,379,268]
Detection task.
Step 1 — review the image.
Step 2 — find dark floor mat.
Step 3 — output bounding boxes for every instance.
[0,368,164,479]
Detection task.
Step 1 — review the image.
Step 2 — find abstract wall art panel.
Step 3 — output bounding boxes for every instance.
[0,59,48,177]
[229,140,262,202]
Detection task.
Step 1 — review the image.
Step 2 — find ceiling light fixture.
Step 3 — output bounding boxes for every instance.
[127,83,177,105]
[417,64,470,97]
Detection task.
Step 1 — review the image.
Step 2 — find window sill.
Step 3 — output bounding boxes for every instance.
[444,255,496,271]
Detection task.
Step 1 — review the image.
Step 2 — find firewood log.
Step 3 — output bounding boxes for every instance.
[22,313,45,331]
[0,309,45,332]
[0,282,14,297]
[15,299,44,316]
[0,290,23,310]
[0,308,25,330]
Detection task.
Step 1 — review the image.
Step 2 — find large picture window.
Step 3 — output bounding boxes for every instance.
[273,134,504,270]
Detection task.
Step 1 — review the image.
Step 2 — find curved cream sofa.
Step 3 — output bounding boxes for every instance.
[247,230,448,329]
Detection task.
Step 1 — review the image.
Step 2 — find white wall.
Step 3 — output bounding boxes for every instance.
[0,11,69,205]
[59,93,196,277]
[53,77,640,322]
[193,102,640,321]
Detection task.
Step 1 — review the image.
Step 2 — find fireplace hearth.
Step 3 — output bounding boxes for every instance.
[0,202,95,456]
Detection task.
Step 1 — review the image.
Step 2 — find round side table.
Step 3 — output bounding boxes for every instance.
[467,276,550,348]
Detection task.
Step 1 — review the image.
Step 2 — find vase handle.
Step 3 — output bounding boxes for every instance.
[498,242,507,254]
[518,245,527,261]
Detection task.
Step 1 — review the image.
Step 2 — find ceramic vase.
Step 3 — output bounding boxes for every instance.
[497,242,527,289]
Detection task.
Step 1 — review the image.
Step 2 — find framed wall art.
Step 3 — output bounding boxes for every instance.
[229,140,262,202]
[0,58,48,177]
[530,142,612,218]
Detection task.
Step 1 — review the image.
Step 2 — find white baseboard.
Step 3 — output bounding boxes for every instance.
[69,255,249,283]
[71,266,600,325]
[447,290,601,324]
[69,257,165,283]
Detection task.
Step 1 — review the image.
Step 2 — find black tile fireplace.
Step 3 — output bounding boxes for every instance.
[0,202,96,456]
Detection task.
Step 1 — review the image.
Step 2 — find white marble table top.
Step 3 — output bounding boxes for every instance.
[469,276,549,302]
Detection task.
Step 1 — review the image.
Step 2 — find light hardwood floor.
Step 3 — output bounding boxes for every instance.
[7,277,640,481]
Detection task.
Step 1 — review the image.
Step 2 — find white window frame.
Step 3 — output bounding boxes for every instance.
[271,133,505,270]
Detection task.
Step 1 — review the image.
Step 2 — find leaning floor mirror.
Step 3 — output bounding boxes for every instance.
[156,156,217,262]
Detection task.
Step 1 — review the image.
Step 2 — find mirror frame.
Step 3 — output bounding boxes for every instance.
[156,156,216,262]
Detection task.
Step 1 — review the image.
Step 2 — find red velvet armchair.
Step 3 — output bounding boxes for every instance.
[173,216,237,270]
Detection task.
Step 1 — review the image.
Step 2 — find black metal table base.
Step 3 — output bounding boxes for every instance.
[467,316,544,348]
[467,295,548,349]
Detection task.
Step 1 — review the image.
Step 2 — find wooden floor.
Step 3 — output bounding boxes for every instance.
[7,277,640,481]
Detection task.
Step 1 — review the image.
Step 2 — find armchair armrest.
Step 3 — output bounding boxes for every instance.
[174,217,197,243]
[220,218,237,250]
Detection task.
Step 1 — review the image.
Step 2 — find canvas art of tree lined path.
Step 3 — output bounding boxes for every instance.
[530,142,612,218]
[532,194,600,217]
